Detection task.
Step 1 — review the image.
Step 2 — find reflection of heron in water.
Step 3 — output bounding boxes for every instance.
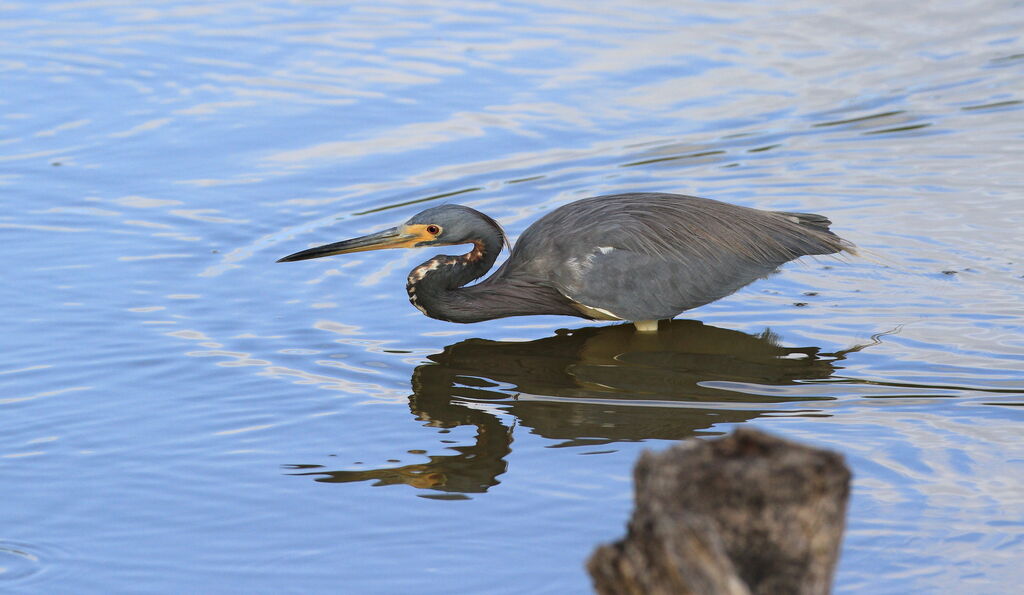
[286,320,855,495]
[278,193,853,331]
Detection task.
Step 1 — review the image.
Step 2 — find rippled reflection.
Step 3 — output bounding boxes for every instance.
[288,320,851,494]
[3,0,1022,590]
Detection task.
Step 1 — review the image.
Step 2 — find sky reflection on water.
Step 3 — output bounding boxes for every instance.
[1,0,1022,593]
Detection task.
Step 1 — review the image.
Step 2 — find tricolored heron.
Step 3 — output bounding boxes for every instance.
[278,193,853,331]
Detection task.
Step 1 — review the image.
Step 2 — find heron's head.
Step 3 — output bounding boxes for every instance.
[277,204,507,263]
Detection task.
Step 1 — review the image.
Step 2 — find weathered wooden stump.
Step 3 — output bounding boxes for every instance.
[588,428,850,595]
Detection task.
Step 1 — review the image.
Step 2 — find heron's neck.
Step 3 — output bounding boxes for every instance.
[406,238,578,323]
[406,239,499,322]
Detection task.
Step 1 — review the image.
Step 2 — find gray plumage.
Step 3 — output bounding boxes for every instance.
[486,193,851,322]
[278,192,854,326]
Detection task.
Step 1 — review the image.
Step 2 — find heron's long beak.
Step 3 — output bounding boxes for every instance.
[277,226,423,262]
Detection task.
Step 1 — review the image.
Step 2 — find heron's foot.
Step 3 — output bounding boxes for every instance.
[633,320,659,332]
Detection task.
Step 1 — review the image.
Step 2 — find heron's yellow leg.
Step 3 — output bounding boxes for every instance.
[634,320,659,332]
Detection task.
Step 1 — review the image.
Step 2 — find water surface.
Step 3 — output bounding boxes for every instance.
[2,1,1022,593]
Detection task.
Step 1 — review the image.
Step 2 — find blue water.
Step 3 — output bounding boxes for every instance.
[2,1,1022,592]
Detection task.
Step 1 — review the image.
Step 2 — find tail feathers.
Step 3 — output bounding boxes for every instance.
[776,211,858,256]
[778,211,833,232]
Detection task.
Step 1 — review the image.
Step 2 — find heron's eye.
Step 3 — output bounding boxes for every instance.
[426,225,441,235]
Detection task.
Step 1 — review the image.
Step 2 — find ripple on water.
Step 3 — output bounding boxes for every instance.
[0,541,46,584]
